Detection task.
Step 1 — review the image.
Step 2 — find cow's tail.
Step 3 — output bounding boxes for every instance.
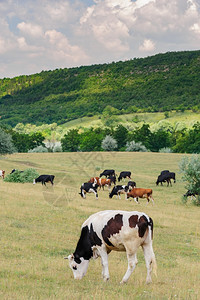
[147,218,157,278]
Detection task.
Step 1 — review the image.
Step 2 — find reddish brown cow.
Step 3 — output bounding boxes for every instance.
[127,188,154,204]
[88,177,112,190]
[0,170,5,179]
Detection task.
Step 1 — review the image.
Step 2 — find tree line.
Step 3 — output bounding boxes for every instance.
[1,122,199,154]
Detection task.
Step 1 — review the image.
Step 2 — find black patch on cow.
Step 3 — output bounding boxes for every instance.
[101,214,123,247]
[89,224,102,246]
[138,215,149,238]
[73,226,93,262]
[129,215,138,228]
[129,215,151,238]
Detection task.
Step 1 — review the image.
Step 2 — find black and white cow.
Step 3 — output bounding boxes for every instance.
[118,171,131,182]
[66,210,157,284]
[79,183,99,199]
[99,169,115,178]
[33,175,55,186]
[184,190,199,200]
[156,172,176,186]
[109,185,128,200]
[127,181,136,190]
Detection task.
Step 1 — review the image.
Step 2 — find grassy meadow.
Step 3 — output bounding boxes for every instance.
[0,152,199,300]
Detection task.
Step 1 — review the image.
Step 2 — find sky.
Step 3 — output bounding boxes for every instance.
[0,0,200,78]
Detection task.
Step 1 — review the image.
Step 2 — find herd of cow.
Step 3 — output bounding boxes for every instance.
[0,166,197,284]
[79,169,177,204]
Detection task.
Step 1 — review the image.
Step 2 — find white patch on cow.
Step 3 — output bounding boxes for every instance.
[33,179,36,184]
[68,255,89,280]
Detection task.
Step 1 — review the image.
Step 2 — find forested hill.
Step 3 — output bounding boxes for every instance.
[0,50,200,126]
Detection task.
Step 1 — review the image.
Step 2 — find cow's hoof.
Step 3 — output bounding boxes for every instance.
[120,280,127,285]
[103,277,109,282]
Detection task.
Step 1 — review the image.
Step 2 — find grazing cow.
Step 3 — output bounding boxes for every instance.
[99,169,115,178]
[79,183,99,199]
[160,170,169,176]
[156,172,176,186]
[88,177,112,190]
[118,171,131,182]
[184,190,199,200]
[108,175,117,185]
[109,185,128,199]
[0,170,5,179]
[66,210,157,284]
[10,169,23,174]
[127,188,154,204]
[33,175,55,186]
[127,181,136,190]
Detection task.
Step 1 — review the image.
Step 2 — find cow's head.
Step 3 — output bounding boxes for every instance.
[66,253,89,280]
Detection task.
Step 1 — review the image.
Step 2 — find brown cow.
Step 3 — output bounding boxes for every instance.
[0,170,5,179]
[88,177,112,190]
[127,188,154,204]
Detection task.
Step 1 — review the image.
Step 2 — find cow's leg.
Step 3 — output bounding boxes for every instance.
[124,192,127,200]
[81,189,86,198]
[120,253,138,284]
[142,242,156,284]
[133,197,138,203]
[98,247,110,281]
[118,193,121,200]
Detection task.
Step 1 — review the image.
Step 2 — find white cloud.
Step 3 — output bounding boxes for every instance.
[17,22,43,37]
[139,39,155,52]
[0,0,200,78]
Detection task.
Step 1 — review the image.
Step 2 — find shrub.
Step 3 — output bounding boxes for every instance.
[126,141,148,152]
[4,168,39,183]
[159,147,173,153]
[101,135,118,151]
[28,145,48,153]
[53,144,63,152]
[179,155,200,205]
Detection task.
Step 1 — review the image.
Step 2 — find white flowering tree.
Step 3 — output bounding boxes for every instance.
[101,135,118,151]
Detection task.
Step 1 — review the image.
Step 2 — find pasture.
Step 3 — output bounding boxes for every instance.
[0,152,199,300]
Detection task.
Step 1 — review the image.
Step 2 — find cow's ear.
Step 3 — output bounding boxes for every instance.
[64,254,74,260]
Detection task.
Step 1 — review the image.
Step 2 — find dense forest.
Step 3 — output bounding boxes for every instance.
[0,50,200,126]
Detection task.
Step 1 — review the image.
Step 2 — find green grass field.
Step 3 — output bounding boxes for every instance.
[0,152,199,299]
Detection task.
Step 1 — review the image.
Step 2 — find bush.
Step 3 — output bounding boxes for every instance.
[126,141,148,152]
[101,135,118,151]
[53,144,63,152]
[28,145,48,153]
[4,168,39,183]
[159,147,173,153]
[0,129,16,154]
[179,155,200,205]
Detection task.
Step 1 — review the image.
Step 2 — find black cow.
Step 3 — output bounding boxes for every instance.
[156,172,176,186]
[127,181,136,190]
[33,175,55,186]
[108,175,117,185]
[118,171,131,182]
[100,169,115,178]
[10,169,24,174]
[109,185,128,199]
[79,182,99,199]
[160,170,169,175]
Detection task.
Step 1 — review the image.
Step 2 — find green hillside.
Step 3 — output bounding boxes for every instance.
[0,50,200,126]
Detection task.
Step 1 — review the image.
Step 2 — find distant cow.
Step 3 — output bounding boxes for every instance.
[127,188,154,204]
[108,175,117,185]
[160,170,169,176]
[99,169,115,178]
[127,181,136,190]
[156,172,176,186]
[10,169,23,174]
[0,170,5,179]
[184,190,199,200]
[79,182,99,199]
[109,185,128,200]
[33,175,55,186]
[118,171,131,182]
[66,210,157,284]
[88,177,112,190]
